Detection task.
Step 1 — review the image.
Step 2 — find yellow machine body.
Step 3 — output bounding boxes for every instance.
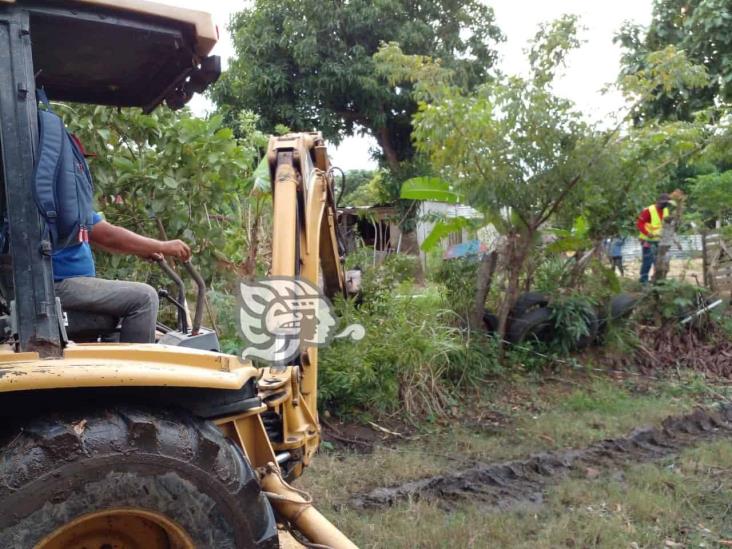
[0,133,355,548]
[0,344,258,391]
[0,0,355,543]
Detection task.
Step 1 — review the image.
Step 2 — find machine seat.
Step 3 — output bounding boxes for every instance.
[65,310,119,342]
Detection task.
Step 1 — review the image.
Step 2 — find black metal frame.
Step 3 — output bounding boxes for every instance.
[0,2,219,357]
[0,6,61,357]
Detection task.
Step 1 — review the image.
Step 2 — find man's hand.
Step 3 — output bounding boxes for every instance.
[90,220,192,262]
[161,239,191,261]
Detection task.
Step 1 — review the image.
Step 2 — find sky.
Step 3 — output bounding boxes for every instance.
[157,0,654,170]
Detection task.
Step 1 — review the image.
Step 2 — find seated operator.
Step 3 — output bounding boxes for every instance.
[53,213,191,343]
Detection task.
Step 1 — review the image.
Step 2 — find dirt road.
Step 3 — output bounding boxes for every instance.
[299,374,732,547]
[351,404,732,510]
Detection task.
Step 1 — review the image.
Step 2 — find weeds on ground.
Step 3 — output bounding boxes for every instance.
[304,375,719,504]
[501,340,568,371]
[507,377,697,450]
[311,439,732,548]
[320,289,502,418]
[320,253,503,418]
[432,257,479,325]
[601,320,640,358]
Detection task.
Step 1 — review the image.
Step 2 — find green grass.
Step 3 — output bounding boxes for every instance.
[309,440,732,548]
[297,373,732,547]
[560,380,634,413]
[435,375,715,458]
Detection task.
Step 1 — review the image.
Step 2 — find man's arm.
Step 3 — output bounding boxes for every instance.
[636,209,651,237]
[89,220,191,261]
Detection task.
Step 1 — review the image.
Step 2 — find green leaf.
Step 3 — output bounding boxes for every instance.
[162,176,178,189]
[112,156,135,172]
[151,199,166,214]
[573,215,589,237]
[251,156,271,195]
[421,216,472,251]
[400,177,462,203]
[547,235,588,253]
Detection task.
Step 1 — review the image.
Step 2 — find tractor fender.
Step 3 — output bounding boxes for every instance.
[0,343,258,394]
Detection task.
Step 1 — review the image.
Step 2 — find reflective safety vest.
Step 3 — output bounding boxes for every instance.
[639,204,669,242]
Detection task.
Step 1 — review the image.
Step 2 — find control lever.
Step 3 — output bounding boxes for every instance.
[181,260,205,335]
[155,258,188,333]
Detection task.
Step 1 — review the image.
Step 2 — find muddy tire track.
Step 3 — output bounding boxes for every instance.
[350,403,732,510]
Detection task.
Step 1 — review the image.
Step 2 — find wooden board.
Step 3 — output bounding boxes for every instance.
[703,233,732,291]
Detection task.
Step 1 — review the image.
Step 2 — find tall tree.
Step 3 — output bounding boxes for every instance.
[395,17,708,337]
[211,0,502,171]
[617,0,732,122]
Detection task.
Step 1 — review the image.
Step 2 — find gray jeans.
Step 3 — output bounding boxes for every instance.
[55,277,159,343]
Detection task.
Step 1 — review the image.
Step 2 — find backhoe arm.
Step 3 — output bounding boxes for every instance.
[268,133,345,415]
[269,132,344,296]
[236,133,355,548]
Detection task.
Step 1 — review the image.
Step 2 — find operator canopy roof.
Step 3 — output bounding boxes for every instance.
[4,0,220,111]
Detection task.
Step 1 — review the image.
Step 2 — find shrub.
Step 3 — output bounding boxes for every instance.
[433,257,479,325]
[358,253,419,313]
[344,246,373,271]
[635,280,710,325]
[319,289,502,418]
[533,255,567,294]
[206,289,242,355]
[203,257,503,420]
[549,294,598,354]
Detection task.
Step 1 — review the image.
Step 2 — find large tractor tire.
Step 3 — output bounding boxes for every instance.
[598,293,639,339]
[0,406,279,549]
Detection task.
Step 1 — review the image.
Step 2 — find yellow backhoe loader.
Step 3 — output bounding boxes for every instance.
[0,1,355,547]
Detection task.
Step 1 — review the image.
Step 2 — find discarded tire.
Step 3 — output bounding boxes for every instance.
[575,308,601,349]
[0,407,279,549]
[508,306,554,345]
[510,291,550,320]
[609,293,639,322]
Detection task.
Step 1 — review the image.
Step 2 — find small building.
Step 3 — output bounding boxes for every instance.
[337,205,419,263]
[415,201,499,270]
[338,201,499,271]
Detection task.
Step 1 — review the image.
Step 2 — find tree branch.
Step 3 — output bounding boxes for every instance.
[536,174,581,227]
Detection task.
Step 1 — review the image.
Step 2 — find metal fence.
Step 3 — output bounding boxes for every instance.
[617,235,704,259]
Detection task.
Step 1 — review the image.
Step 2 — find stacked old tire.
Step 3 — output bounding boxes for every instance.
[483,292,638,348]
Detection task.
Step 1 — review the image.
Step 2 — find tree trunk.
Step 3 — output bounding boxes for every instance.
[469,251,498,330]
[702,230,709,289]
[375,126,400,172]
[653,198,685,283]
[567,249,594,288]
[496,232,530,341]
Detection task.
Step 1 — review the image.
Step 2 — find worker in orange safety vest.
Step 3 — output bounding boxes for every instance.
[636,193,671,284]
